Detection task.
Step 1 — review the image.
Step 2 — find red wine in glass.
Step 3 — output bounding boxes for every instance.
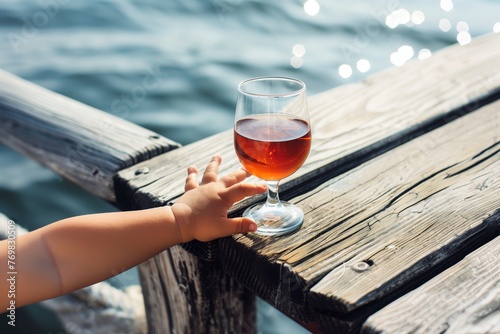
[234,77,311,236]
[234,114,311,181]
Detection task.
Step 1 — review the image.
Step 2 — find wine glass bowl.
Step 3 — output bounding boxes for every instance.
[234,77,311,236]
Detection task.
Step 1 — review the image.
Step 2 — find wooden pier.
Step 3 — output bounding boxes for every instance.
[1,32,499,333]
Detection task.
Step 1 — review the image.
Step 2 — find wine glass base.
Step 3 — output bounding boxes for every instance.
[243,202,303,236]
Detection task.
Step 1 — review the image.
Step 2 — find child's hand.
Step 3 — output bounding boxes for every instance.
[171,155,267,242]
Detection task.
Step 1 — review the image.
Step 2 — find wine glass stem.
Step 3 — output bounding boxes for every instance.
[265,181,281,208]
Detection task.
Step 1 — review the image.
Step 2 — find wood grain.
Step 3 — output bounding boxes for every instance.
[115,33,500,212]
[139,245,256,334]
[361,236,500,334]
[0,69,180,202]
[220,100,500,331]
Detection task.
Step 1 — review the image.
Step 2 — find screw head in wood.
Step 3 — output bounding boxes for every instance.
[352,261,371,273]
[135,167,150,175]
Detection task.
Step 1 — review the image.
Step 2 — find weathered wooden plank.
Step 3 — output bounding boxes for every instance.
[219,100,500,331]
[0,69,180,202]
[306,101,500,311]
[115,130,239,210]
[312,210,500,334]
[139,245,256,334]
[113,34,500,334]
[361,236,500,334]
[115,33,500,212]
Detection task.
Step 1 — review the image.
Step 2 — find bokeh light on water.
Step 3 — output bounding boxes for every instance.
[494,22,500,33]
[303,0,320,16]
[357,59,370,73]
[312,0,500,80]
[291,43,306,68]
[440,0,454,12]
[440,18,452,32]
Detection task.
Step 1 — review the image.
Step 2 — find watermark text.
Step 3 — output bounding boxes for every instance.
[6,220,17,326]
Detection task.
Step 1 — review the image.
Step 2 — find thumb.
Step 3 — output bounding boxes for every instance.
[225,217,258,236]
[197,217,258,241]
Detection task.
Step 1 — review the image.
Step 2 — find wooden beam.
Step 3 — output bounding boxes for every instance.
[139,245,256,334]
[361,236,500,334]
[0,69,180,202]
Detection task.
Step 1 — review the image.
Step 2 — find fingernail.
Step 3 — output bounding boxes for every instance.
[248,223,257,232]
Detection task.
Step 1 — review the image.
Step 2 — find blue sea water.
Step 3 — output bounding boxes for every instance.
[0,0,498,333]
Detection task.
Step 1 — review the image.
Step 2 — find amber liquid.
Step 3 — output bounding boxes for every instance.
[234,114,311,181]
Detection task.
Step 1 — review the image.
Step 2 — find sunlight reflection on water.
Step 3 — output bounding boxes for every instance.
[330,0,498,79]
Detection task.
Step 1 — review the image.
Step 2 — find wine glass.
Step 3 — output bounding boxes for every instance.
[234,77,311,236]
